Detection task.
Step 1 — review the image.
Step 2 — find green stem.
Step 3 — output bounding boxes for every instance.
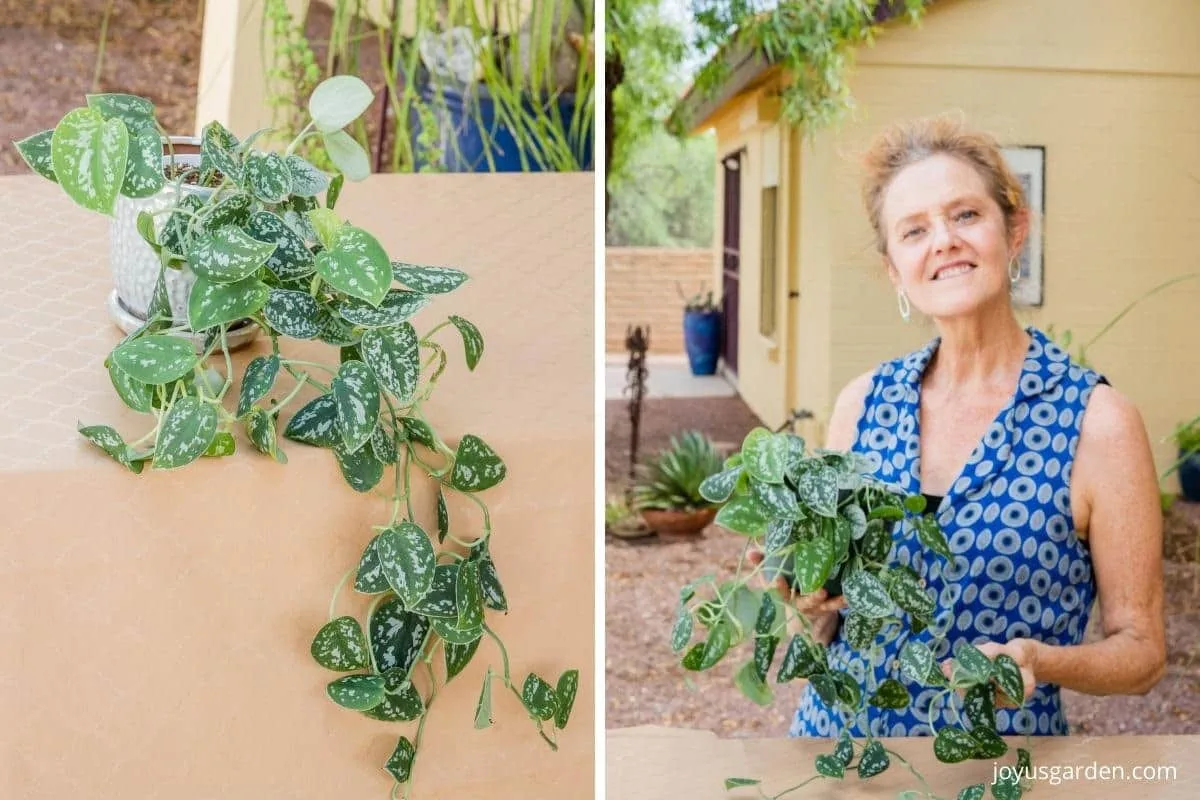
[766,773,824,799]
[389,449,408,526]
[285,119,317,156]
[270,372,311,418]
[882,748,944,800]
[327,565,355,620]
[218,327,234,401]
[283,359,339,376]
[91,0,115,92]
[419,320,454,344]
[483,623,512,687]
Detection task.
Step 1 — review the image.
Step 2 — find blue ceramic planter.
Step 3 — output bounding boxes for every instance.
[1179,448,1200,503]
[683,309,721,376]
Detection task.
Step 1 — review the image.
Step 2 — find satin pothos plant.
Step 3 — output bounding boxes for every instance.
[14,76,578,799]
[674,427,1033,800]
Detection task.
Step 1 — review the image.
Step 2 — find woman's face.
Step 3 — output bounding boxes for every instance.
[880,153,1025,320]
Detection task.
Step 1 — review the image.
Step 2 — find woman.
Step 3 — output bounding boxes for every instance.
[765,117,1166,738]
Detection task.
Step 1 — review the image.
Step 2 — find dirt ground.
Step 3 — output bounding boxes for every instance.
[606,395,1200,737]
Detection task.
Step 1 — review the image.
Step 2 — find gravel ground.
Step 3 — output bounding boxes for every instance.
[605,396,1200,736]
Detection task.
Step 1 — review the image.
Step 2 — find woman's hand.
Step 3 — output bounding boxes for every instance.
[746,548,847,646]
[939,638,1039,707]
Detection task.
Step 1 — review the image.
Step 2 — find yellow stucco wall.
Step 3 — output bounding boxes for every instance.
[705,0,1200,484]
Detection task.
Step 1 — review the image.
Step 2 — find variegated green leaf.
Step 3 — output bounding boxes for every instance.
[158,193,204,257]
[245,407,284,463]
[111,334,197,384]
[752,480,800,518]
[316,310,359,347]
[671,605,693,652]
[377,522,436,607]
[384,736,415,783]
[86,93,155,131]
[993,653,1025,706]
[957,785,986,800]
[306,207,342,250]
[326,172,345,209]
[844,611,883,650]
[119,123,165,198]
[954,640,995,683]
[14,129,57,181]
[246,210,316,279]
[698,466,740,504]
[187,226,275,283]
[797,465,840,518]
[742,428,787,484]
[332,439,384,492]
[326,674,384,710]
[154,397,219,470]
[360,324,420,402]
[475,670,494,728]
[199,193,251,234]
[916,515,955,561]
[370,597,431,674]
[843,568,895,619]
[285,154,330,196]
[338,291,431,328]
[200,120,240,180]
[429,615,483,645]
[203,432,236,457]
[521,673,558,721]
[450,434,506,492]
[309,75,375,132]
[734,660,773,706]
[310,616,370,671]
[436,488,449,542]
[187,276,270,331]
[713,493,769,536]
[888,567,935,620]
[455,560,484,630]
[263,289,322,340]
[333,360,379,453]
[857,739,890,778]
[933,726,977,764]
[316,226,390,305]
[362,672,425,721]
[449,315,483,370]
[900,639,936,685]
[391,263,468,294]
[106,359,153,413]
[237,355,280,417]
[370,423,399,465]
[554,670,579,729]
[869,678,911,709]
[321,129,370,180]
[77,424,145,474]
[354,536,390,594]
[478,548,507,611]
[444,638,481,682]
[792,535,836,594]
[51,107,128,214]
[244,150,291,203]
[401,416,436,449]
[814,753,844,779]
[283,394,340,447]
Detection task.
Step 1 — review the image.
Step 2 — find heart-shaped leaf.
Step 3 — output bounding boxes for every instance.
[842,568,895,619]
[187,226,275,283]
[899,639,935,685]
[332,360,380,453]
[474,670,494,729]
[198,193,252,235]
[814,753,844,779]
[450,434,506,492]
[401,416,436,448]
[408,564,459,619]
[244,150,291,203]
[77,424,145,473]
[158,194,204,257]
[283,393,340,447]
[377,522,435,607]
[521,673,558,721]
[246,211,316,279]
[15,129,57,181]
[888,568,935,620]
[361,324,420,402]
[844,612,884,650]
[322,129,371,181]
[120,123,166,198]
[477,548,507,611]
[792,535,836,594]
[315,226,391,305]
[444,638,481,682]
[391,263,468,294]
[699,466,740,504]
[362,674,425,722]
[833,731,854,765]
[154,397,219,470]
[370,597,431,674]
[263,289,322,339]
[187,276,270,332]
[809,673,839,705]
[353,536,390,594]
[338,291,431,328]
[370,423,399,465]
[51,108,128,214]
[857,739,890,778]
[237,355,280,417]
[714,493,769,536]
[200,120,240,180]
[111,334,197,385]
[916,515,955,561]
[455,560,484,630]
[285,154,330,196]
[957,785,986,800]
[430,615,483,645]
[383,736,415,783]
[326,674,385,710]
[869,678,911,709]
[309,75,375,133]
[992,653,1025,706]
[734,659,773,706]
[449,315,483,370]
[332,439,384,492]
[933,726,977,764]
[796,465,840,518]
[842,505,868,539]
[311,616,370,671]
[554,669,579,729]
[86,92,155,130]
[107,359,154,413]
[970,726,1008,759]
[776,635,824,682]
[954,640,996,683]
[752,480,801,518]
[742,428,787,484]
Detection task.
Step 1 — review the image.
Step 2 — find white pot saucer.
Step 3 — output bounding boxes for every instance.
[107,290,261,354]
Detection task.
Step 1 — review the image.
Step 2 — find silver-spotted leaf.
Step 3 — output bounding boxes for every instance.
[187,276,270,331]
[796,465,840,518]
[370,597,431,674]
[792,535,836,594]
[154,397,219,470]
[842,568,895,619]
[360,324,419,401]
[429,615,483,645]
[120,123,165,198]
[199,120,240,180]
[917,515,955,561]
[326,675,385,711]
[285,154,330,196]
[957,785,986,800]
[246,210,316,279]
[776,635,824,682]
[971,726,1008,759]
[742,428,787,484]
[237,355,280,417]
[107,359,153,413]
[814,753,844,779]
[444,638,481,682]
[900,639,935,685]
[713,493,769,537]
[752,480,801,518]
[244,150,291,203]
[554,669,579,728]
[753,634,779,682]
[954,640,996,683]
[354,536,390,594]
[86,92,155,130]
[264,289,322,339]
[51,107,128,214]
[370,423,399,465]
[310,616,370,671]
[187,226,275,284]
[332,440,384,492]
[283,394,340,447]
[77,424,144,474]
[332,360,380,453]
[455,560,484,630]
[450,434,506,492]
[198,192,251,235]
[401,416,436,448]
[992,653,1025,706]
[316,310,360,347]
[203,431,236,457]
[671,604,693,652]
[857,739,890,778]
[869,678,911,709]
[521,673,558,721]
[362,675,424,722]
[316,225,390,305]
[408,562,459,619]
[449,315,483,370]
[245,407,283,462]
[339,290,431,328]
[888,568,935,620]
[734,659,772,706]
[844,611,884,650]
[112,334,197,385]
[377,522,435,607]
[933,726,977,764]
[478,549,507,611]
[699,466,740,504]
[391,263,468,294]
[14,129,56,181]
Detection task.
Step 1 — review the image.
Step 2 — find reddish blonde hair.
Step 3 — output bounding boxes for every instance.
[861,116,1027,254]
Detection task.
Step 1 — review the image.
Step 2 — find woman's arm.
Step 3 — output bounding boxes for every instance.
[1018,384,1166,696]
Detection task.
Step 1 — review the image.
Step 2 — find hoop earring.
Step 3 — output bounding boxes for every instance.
[1008,258,1021,283]
[897,289,911,322]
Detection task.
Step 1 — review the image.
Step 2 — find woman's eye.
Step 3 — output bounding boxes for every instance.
[955,210,978,222]
[903,227,923,239]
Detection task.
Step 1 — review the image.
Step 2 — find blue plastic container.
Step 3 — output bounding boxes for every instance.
[409,78,593,173]
[1180,448,1200,503]
[683,310,721,376]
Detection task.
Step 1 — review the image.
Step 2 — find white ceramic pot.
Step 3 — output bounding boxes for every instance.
[106,136,258,349]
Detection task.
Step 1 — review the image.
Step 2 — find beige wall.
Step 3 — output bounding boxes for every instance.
[704,0,1200,481]
[605,248,710,355]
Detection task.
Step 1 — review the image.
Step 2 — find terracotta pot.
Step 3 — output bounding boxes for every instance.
[640,507,717,536]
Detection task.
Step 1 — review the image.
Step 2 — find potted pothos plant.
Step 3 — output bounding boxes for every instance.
[674,427,1035,800]
[12,75,578,798]
[631,430,723,536]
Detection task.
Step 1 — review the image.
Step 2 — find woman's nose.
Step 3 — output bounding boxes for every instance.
[930,217,959,252]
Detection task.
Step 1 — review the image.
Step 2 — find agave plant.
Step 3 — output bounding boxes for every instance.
[631,431,724,512]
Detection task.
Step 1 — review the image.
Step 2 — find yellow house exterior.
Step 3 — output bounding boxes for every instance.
[680,0,1200,486]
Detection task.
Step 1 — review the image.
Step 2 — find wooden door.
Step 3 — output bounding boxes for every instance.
[721,152,742,375]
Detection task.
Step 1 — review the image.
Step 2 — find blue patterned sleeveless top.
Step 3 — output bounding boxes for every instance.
[789,327,1105,738]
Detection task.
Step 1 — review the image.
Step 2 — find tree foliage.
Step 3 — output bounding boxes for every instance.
[607,129,715,247]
